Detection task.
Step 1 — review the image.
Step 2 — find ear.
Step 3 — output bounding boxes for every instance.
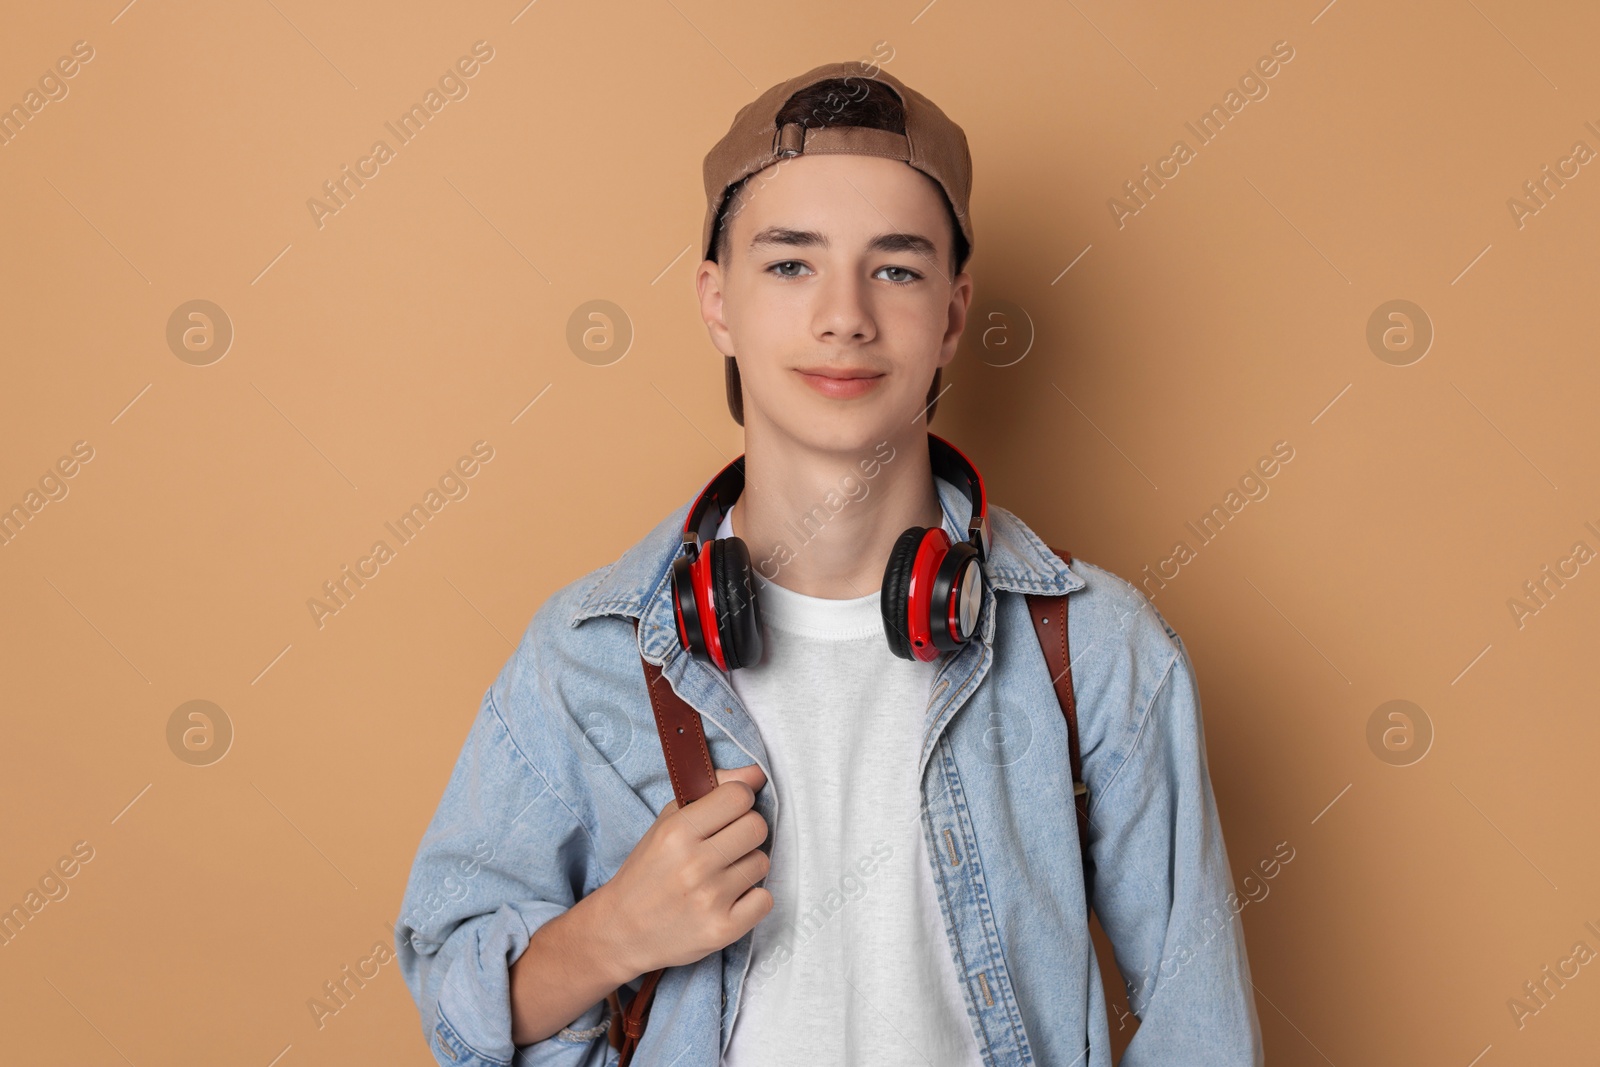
[938,269,973,369]
[696,258,736,359]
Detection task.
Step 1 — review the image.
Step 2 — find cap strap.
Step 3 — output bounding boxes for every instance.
[773,122,911,162]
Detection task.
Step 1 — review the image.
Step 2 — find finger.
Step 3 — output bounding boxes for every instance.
[706,807,768,861]
[680,777,761,837]
[655,787,737,851]
[711,844,771,897]
[662,770,758,818]
[726,884,774,935]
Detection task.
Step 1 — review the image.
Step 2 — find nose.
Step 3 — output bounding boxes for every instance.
[813,268,875,344]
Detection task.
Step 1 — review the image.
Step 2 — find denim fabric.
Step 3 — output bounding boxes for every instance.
[396,475,1265,1066]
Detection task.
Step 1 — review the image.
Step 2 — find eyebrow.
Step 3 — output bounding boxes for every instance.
[748,226,939,260]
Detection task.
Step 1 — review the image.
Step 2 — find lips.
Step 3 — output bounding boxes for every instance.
[794,366,883,380]
[795,366,885,399]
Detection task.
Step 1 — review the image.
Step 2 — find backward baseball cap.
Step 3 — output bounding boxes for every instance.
[701,59,975,425]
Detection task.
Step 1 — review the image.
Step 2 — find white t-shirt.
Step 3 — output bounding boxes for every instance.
[716,499,985,1067]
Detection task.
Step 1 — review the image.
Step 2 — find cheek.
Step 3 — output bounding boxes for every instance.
[883,303,951,370]
[888,291,951,340]
[729,313,795,368]
[725,283,803,343]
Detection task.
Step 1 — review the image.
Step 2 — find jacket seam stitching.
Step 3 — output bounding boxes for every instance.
[571,560,620,618]
[436,1005,512,1066]
[485,686,601,849]
[920,635,989,773]
[1089,650,1180,812]
[946,738,1035,1063]
[929,739,1002,1060]
[1001,508,1080,585]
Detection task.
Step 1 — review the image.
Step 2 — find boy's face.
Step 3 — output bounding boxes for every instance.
[696,152,972,455]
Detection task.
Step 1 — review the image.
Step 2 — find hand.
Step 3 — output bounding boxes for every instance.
[597,764,773,978]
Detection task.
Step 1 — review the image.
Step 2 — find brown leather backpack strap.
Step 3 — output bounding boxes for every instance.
[1024,546,1090,878]
[640,647,719,806]
[609,622,720,1064]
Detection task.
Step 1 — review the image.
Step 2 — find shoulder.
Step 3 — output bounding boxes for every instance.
[1065,556,1187,665]
[993,501,1181,650]
[998,509,1206,802]
[994,503,1187,713]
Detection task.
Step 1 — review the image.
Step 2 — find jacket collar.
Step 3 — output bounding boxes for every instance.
[570,472,1084,663]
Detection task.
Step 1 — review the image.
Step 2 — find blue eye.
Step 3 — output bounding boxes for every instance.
[764,261,922,284]
[878,266,921,285]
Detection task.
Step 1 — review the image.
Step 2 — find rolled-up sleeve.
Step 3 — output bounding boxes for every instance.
[1086,631,1265,1065]
[396,683,617,1067]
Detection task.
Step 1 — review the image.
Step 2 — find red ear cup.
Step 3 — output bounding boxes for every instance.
[881,526,984,662]
[671,537,763,671]
[671,550,715,665]
[882,526,964,662]
[671,557,693,651]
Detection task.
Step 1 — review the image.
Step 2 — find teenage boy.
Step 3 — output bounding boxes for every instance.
[398,60,1265,1066]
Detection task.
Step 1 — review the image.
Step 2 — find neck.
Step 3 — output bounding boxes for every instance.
[730,422,944,599]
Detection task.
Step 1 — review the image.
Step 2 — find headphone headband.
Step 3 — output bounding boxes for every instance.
[681,433,988,563]
[683,455,745,560]
[930,433,990,565]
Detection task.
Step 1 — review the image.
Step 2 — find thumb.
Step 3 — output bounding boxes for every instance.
[662,763,766,816]
[715,763,767,793]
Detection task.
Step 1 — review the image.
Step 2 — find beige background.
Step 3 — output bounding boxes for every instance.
[2,0,1597,1063]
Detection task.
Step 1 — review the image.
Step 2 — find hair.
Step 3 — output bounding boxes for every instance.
[711,76,964,426]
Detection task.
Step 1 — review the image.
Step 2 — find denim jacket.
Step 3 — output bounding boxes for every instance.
[396,474,1265,1066]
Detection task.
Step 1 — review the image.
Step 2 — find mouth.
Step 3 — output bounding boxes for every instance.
[794,366,885,400]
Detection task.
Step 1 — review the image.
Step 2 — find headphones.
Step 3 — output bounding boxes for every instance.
[670,433,991,670]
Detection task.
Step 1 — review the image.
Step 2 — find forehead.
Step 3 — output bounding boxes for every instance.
[724,152,951,249]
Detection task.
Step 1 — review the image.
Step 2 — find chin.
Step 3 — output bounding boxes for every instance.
[780,398,908,455]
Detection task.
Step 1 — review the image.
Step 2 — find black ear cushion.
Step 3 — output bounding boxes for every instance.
[726,536,764,669]
[712,537,763,670]
[880,527,926,660]
[708,539,737,669]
